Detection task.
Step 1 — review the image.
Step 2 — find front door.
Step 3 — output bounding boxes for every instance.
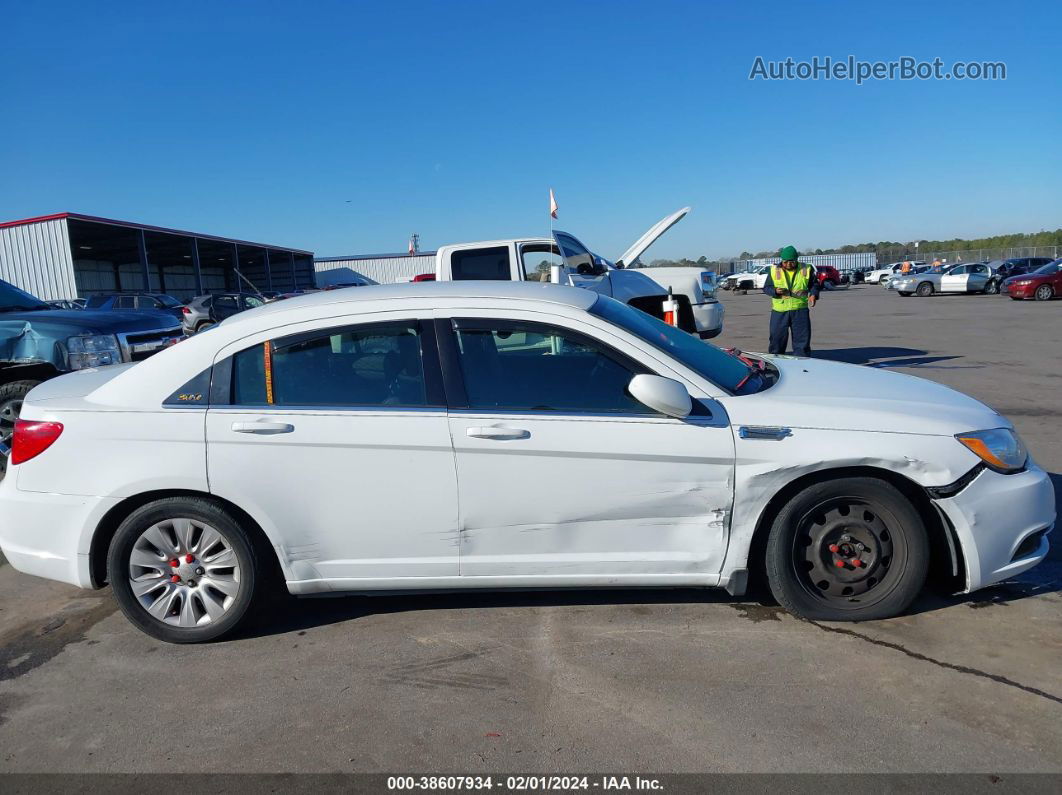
[205,314,460,585]
[439,313,735,579]
[940,266,969,292]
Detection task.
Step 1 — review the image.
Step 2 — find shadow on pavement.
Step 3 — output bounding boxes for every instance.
[813,346,968,368]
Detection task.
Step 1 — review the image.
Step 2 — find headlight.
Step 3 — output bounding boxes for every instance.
[66,334,121,369]
[956,428,1028,474]
[1012,280,1032,286]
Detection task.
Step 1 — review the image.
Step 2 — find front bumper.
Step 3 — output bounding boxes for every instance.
[1001,283,1034,298]
[692,301,724,338]
[934,463,1055,592]
[0,478,117,589]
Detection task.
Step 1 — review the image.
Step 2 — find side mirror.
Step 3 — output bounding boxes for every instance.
[628,374,692,418]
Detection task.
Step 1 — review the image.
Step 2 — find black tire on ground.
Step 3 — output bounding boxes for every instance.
[107,497,261,643]
[195,321,215,333]
[1035,284,1053,301]
[822,280,835,290]
[764,477,929,622]
[878,275,889,284]
[898,291,912,297]
[916,281,934,297]
[983,280,999,295]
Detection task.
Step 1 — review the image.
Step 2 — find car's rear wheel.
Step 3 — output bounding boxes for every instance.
[916,282,934,297]
[822,280,835,290]
[983,280,999,295]
[195,320,215,333]
[765,477,928,621]
[1035,284,1053,301]
[108,497,260,643]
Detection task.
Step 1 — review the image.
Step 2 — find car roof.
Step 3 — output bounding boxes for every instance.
[227,281,597,325]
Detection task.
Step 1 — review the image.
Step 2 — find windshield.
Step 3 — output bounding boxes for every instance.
[0,279,49,311]
[156,294,182,307]
[1032,261,1060,276]
[589,295,759,394]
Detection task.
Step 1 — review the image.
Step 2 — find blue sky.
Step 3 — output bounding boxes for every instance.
[1,0,1059,260]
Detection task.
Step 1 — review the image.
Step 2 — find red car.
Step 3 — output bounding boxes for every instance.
[1002,259,1061,301]
[813,265,845,289]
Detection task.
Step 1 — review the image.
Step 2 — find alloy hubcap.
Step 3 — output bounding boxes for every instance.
[127,518,240,627]
[794,500,896,603]
[0,398,23,445]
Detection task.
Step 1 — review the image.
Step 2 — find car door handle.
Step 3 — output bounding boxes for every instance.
[466,426,530,441]
[231,421,294,434]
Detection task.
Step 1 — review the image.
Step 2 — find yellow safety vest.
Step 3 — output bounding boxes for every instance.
[770,265,812,312]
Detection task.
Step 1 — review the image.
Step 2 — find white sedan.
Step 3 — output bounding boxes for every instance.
[0,283,1053,643]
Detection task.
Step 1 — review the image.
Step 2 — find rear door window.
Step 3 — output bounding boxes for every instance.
[450,247,511,280]
[230,322,431,408]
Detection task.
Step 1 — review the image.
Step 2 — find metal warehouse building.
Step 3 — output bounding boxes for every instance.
[0,213,316,302]
[315,252,437,286]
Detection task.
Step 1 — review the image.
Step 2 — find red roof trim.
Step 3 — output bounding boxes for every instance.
[0,211,313,255]
[0,212,70,229]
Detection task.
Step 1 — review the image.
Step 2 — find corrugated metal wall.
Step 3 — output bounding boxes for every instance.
[315,254,437,286]
[737,252,876,274]
[0,218,76,300]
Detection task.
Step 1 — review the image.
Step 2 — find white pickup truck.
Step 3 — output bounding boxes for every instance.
[419,208,724,339]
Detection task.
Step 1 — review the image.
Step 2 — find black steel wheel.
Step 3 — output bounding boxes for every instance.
[765,477,928,621]
[915,281,934,297]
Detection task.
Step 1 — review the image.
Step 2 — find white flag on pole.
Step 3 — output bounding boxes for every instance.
[549,188,558,219]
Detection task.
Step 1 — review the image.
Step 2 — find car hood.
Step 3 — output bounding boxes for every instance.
[615,207,690,268]
[0,308,179,334]
[1002,273,1046,284]
[725,355,1006,437]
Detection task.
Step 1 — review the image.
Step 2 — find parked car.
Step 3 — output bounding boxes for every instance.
[723,266,771,291]
[47,299,84,310]
[0,278,182,474]
[0,283,1051,643]
[867,261,926,284]
[884,264,932,289]
[85,292,186,322]
[182,292,266,334]
[890,262,996,297]
[990,257,1056,281]
[813,265,845,289]
[1001,258,1062,301]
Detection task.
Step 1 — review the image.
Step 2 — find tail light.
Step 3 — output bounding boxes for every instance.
[181,306,191,314]
[11,420,64,465]
[412,273,436,282]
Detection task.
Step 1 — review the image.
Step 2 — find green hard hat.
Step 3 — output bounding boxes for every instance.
[779,245,799,261]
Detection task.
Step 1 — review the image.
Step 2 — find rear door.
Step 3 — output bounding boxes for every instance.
[205,311,459,584]
[438,310,735,580]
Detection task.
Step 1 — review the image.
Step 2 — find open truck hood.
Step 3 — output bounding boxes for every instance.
[615,207,690,268]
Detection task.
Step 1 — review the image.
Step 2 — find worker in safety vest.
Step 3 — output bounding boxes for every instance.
[762,245,819,358]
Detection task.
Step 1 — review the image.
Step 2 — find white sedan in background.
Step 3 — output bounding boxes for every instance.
[0,283,1053,642]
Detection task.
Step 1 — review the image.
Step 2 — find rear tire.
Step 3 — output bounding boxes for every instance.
[1035,284,1053,301]
[916,282,934,297]
[108,497,260,643]
[195,321,215,333]
[765,477,929,621]
[822,280,835,290]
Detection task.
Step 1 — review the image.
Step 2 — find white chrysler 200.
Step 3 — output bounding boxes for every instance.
[0,283,1053,642]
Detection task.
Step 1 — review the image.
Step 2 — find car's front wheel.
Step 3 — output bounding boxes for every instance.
[916,282,934,297]
[764,477,928,621]
[878,275,888,284]
[983,280,999,295]
[822,280,835,290]
[1035,284,1054,301]
[108,497,260,643]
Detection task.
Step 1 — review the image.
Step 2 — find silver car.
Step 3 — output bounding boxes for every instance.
[890,262,998,297]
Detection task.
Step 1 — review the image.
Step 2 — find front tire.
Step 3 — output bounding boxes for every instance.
[1035,284,1054,301]
[822,280,835,290]
[915,281,934,297]
[108,497,260,643]
[764,477,929,621]
[983,280,999,295]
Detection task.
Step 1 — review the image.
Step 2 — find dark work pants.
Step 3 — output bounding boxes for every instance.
[768,308,811,357]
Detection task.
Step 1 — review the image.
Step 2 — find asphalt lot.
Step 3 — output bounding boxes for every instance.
[0,285,1059,773]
